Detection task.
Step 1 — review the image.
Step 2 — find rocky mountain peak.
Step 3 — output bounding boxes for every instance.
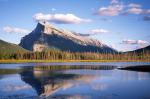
[33,21,54,34]
[19,21,117,53]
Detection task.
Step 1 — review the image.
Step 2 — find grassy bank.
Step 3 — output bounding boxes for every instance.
[0,59,150,64]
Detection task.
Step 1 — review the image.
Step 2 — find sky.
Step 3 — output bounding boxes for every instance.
[0,0,150,52]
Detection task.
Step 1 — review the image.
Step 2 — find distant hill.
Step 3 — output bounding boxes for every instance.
[19,22,117,53]
[126,45,150,53]
[0,39,28,54]
[134,45,150,52]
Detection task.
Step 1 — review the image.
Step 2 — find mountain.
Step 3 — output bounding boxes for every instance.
[130,45,150,53]
[0,39,28,54]
[19,22,117,53]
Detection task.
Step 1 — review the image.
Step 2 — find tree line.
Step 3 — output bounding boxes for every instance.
[0,50,150,61]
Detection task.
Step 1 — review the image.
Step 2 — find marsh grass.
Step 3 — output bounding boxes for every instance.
[0,69,21,74]
[0,59,149,64]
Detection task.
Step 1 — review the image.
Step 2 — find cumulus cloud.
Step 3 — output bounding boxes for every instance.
[111,0,119,4]
[128,3,141,8]
[127,8,150,15]
[3,26,30,34]
[96,1,150,16]
[74,28,109,37]
[97,4,124,16]
[122,39,149,45]
[91,29,109,34]
[127,7,143,14]
[143,9,150,14]
[33,13,92,24]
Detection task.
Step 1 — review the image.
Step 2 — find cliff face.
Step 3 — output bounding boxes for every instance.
[19,22,116,53]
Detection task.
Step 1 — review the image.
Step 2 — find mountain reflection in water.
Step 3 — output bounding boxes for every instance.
[19,65,114,98]
[0,64,150,99]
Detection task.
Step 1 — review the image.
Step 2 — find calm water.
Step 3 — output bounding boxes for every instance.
[0,62,150,99]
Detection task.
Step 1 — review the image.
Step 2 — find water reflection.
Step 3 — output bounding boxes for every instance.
[0,65,150,99]
[19,66,100,98]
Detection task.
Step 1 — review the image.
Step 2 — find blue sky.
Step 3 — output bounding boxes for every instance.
[0,0,150,51]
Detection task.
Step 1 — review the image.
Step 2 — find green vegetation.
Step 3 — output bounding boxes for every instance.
[0,69,21,74]
[0,50,150,63]
[0,39,150,63]
[0,39,29,59]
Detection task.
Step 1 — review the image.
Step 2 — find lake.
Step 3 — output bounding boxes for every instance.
[0,62,150,99]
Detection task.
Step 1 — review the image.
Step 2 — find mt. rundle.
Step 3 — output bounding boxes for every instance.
[19,22,116,53]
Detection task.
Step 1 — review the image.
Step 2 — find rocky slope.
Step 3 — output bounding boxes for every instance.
[19,22,116,53]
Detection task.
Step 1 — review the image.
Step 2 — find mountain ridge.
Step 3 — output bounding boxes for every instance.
[0,39,28,54]
[19,22,117,53]
[127,45,150,53]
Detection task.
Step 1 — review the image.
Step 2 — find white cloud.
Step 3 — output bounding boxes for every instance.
[128,3,141,8]
[97,4,124,16]
[3,26,30,34]
[127,7,143,14]
[91,29,109,34]
[96,1,150,16]
[111,0,119,4]
[127,7,150,15]
[137,40,149,45]
[75,28,109,37]
[122,39,149,45]
[122,39,137,44]
[33,13,92,24]
[143,9,150,14]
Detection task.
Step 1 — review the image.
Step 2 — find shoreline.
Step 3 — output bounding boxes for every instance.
[0,59,150,64]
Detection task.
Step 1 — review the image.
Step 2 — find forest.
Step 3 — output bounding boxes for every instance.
[0,50,150,61]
